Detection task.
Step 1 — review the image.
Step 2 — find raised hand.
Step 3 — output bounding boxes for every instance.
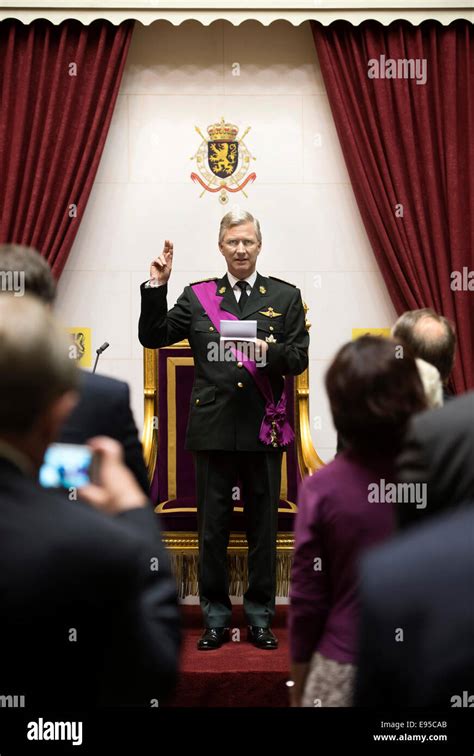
[150,239,174,284]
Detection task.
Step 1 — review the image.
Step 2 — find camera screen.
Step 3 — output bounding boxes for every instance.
[39,443,92,489]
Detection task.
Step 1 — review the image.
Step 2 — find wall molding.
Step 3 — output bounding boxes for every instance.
[0,1,471,26]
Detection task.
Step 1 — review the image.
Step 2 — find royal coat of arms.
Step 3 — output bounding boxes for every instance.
[190,117,256,204]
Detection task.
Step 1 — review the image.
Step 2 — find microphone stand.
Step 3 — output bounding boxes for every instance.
[92,342,110,374]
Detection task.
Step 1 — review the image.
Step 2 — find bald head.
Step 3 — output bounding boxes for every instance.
[414,316,447,342]
[392,308,456,383]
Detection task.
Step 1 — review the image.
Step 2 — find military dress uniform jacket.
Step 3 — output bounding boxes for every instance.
[138,272,309,452]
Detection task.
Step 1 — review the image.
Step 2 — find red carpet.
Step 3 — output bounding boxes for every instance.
[168,605,291,707]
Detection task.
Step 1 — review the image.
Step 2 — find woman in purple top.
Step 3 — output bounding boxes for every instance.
[289,336,426,707]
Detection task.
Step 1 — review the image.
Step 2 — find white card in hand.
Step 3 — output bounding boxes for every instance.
[220,319,257,342]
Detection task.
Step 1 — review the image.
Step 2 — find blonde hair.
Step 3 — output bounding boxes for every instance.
[0,295,78,432]
[218,210,261,244]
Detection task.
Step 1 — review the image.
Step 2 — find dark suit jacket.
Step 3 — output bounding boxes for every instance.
[138,272,309,451]
[59,370,149,493]
[396,391,474,527]
[0,457,180,709]
[355,505,474,708]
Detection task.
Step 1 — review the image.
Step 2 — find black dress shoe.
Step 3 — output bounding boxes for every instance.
[197,627,230,650]
[247,626,279,649]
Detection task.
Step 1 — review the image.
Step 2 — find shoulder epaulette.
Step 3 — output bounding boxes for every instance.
[268,275,296,287]
[189,277,218,286]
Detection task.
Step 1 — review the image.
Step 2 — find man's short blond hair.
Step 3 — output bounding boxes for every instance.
[0,295,78,433]
[218,210,262,244]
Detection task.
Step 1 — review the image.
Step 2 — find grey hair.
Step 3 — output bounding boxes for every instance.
[218,210,262,244]
[0,244,56,304]
[0,295,79,433]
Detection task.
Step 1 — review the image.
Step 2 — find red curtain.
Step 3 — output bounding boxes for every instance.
[0,19,133,278]
[312,20,473,393]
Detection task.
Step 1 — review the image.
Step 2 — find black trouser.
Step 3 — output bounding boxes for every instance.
[193,450,282,628]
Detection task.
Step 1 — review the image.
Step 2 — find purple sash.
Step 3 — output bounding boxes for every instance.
[191,281,294,447]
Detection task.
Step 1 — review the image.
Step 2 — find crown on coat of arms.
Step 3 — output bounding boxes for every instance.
[207,117,239,141]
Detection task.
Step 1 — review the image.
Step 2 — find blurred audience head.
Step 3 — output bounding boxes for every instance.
[0,244,56,305]
[0,296,78,469]
[415,358,443,409]
[392,308,456,384]
[326,336,426,458]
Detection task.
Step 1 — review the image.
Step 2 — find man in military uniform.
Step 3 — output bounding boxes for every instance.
[139,210,309,650]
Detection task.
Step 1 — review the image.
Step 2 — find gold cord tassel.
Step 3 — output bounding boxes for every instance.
[169,552,293,599]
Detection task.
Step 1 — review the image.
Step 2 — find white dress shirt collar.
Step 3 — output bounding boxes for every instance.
[226,270,258,290]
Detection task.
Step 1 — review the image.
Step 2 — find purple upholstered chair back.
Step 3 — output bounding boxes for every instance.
[150,344,299,532]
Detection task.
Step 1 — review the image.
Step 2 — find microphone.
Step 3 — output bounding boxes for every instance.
[92,342,109,374]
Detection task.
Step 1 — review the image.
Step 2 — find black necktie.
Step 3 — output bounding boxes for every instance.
[236,280,249,312]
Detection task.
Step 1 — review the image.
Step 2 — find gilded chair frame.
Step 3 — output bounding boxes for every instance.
[142,304,324,555]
